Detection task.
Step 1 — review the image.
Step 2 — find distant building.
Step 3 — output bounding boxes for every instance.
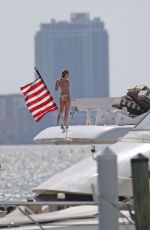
[0,95,41,144]
[35,13,109,100]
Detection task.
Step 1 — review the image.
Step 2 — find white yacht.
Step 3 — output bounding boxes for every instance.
[0,97,148,230]
[34,98,144,145]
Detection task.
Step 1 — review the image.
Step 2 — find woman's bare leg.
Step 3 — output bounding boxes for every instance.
[64,99,71,126]
[56,99,65,126]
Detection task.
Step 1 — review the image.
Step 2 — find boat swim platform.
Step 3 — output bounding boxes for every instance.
[33,125,132,145]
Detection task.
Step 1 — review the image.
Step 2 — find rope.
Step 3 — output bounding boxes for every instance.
[17,206,46,230]
[91,184,135,228]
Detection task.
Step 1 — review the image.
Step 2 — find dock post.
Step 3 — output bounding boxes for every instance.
[131,153,150,230]
[96,146,118,230]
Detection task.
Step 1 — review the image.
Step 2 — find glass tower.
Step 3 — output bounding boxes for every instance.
[35,13,109,101]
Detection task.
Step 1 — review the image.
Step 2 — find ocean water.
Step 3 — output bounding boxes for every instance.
[0,145,92,201]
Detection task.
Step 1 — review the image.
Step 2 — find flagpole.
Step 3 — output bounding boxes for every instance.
[34,67,44,82]
[34,67,65,126]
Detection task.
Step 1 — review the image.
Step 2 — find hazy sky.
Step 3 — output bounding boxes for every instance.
[0,0,150,96]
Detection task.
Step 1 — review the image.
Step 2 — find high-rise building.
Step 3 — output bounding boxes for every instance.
[0,94,41,144]
[35,13,109,101]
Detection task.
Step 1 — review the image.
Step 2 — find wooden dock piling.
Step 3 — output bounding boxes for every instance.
[131,153,150,230]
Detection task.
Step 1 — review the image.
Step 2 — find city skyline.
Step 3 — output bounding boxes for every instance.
[0,0,150,96]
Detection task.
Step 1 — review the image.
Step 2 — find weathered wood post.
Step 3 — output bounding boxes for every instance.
[131,153,150,230]
[96,146,118,230]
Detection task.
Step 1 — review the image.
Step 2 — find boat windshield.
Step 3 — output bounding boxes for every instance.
[135,111,150,130]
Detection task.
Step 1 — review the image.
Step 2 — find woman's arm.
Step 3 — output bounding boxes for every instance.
[55,80,60,91]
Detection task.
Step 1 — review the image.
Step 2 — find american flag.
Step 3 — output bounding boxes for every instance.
[21,77,57,122]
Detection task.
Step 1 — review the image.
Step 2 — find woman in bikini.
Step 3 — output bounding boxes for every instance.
[55,69,71,126]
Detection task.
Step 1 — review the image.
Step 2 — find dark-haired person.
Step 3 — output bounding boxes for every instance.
[55,70,71,126]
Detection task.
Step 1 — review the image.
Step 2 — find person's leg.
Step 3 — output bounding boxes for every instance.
[56,98,65,126]
[64,98,71,126]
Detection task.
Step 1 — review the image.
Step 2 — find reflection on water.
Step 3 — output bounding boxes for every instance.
[0,145,90,201]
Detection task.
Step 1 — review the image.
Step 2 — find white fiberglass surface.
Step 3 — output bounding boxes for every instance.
[135,111,150,130]
[34,125,132,141]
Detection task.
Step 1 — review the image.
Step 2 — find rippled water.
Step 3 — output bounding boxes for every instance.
[0,145,92,201]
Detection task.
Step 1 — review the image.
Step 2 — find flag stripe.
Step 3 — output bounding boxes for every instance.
[21,79,41,95]
[32,101,55,116]
[21,83,32,91]
[25,87,48,102]
[26,92,50,107]
[29,98,54,113]
[33,104,57,118]
[27,94,52,109]
[35,107,57,122]
[21,83,32,95]
[24,81,45,97]
[27,79,43,92]
[21,76,57,122]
